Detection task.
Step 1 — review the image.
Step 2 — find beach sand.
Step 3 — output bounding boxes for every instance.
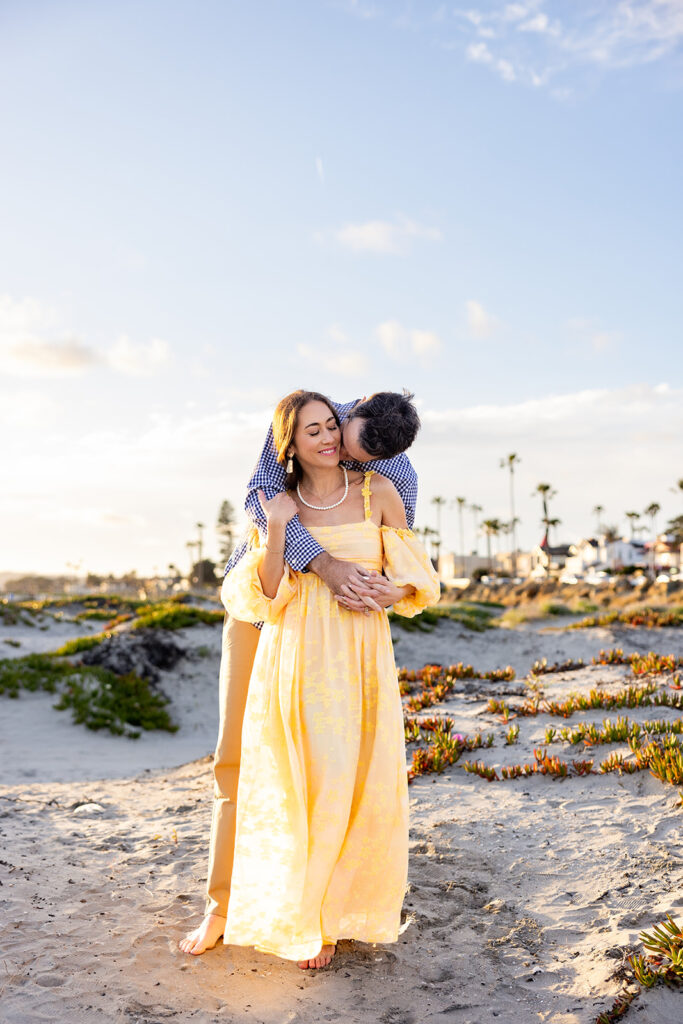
[1,609,682,1023]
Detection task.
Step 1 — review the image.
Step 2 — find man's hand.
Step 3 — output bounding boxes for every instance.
[309,552,382,612]
[363,577,415,609]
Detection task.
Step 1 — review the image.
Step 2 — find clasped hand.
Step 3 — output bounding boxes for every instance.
[337,573,407,613]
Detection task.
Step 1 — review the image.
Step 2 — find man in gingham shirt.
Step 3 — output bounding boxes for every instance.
[180,391,422,956]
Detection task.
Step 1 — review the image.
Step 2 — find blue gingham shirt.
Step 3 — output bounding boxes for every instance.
[224,398,418,580]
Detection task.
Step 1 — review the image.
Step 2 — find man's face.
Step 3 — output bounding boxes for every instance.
[339,416,375,463]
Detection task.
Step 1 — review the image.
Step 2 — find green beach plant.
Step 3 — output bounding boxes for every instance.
[594,990,638,1024]
[539,600,571,616]
[569,606,683,630]
[505,724,520,744]
[463,760,499,781]
[0,652,176,737]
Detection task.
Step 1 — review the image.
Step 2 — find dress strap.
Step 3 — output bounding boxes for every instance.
[361,470,375,520]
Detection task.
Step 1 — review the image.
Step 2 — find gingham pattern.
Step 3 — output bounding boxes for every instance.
[224,398,418,579]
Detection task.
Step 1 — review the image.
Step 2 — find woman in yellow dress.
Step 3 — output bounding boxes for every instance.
[220,390,439,969]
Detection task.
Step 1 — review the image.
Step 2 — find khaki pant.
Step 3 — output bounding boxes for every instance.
[204,614,260,919]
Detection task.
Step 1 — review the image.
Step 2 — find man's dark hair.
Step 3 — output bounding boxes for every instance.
[348,390,421,459]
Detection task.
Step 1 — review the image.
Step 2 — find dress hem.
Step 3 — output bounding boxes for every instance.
[223,929,400,962]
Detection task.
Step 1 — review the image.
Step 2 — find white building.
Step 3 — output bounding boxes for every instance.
[530,544,572,577]
[564,539,600,576]
[437,550,533,583]
[563,535,648,575]
[652,535,682,570]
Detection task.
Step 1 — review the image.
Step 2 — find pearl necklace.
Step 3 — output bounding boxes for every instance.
[297,466,349,510]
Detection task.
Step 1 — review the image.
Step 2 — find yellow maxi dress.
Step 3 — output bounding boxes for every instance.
[220,472,440,962]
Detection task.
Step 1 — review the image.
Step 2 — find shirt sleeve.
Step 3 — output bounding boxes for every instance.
[242,423,325,572]
[220,546,297,624]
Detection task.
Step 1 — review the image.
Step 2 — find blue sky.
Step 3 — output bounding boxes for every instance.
[1,0,682,575]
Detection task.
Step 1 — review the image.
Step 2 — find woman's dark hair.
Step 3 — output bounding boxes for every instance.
[347,390,420,459]
[272,389,340,487]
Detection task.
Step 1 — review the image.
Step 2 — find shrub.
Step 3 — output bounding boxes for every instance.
[540,601,571,616]
[131,603,223,630]
[0,652,177,737]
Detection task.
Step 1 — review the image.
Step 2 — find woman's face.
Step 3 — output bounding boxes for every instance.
[290,400,341,470]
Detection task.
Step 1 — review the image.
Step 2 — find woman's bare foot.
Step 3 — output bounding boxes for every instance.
[297,943,336,970]
[178,913,225,955]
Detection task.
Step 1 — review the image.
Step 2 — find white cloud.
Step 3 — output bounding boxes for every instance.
[591,330,621,352]
[466,42,518,81]
[0,295,93,377]
[5,381,681,575]
[566,316,622,353]
[335,215,442,255]
[497,58,517,80]
[466,300,500,339]
[411,329,442,358]
[503,4,532,22]
[0,337,99,377]
[467,41,493,64]
[316,156,325,183]
[296,325,369,376]
[0,293,170,378]
[519,13,558,36]
[412,382,683,554]
[421,383,682,438]
[0,294,58,334]
[376,319,443,363]
[106,335,170,376]
[0,388,57,428]
[43,506,147,528]
[452,1,683,92]
[296,343,369,376]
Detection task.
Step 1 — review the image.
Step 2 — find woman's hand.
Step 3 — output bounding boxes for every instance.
[362,576,415,609]
[258,489,298,527]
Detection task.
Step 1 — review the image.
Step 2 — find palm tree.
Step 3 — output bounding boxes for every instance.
[625,511,640,541]
[186,540,197,577]
[533,483,557,547]
[644,502,661,575]
[453,496,467,576]
[216,500,237,562]
[604,524,620,543]
[481,519,498,571]
[481,518,502,570]
[431,496,447,566]
[196,521,205,565]
[593,504,605,537]
[469,502,483,556]
[431,496,447,536]
[545,517,562,546]
[500,453,521,576]
[503,517,520,573]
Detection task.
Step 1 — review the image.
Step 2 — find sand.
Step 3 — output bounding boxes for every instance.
[1,608,682,1023]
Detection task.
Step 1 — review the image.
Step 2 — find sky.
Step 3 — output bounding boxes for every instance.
[1,0,682,577]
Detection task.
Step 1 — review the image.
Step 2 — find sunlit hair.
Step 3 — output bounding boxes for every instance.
[347,390,420,459]
[272,390,340,487]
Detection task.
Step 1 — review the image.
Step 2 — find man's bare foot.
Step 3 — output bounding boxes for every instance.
[297,943,336,970]
[178,913,225,955]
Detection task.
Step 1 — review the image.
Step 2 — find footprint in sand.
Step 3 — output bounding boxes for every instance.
[34,973,64,987]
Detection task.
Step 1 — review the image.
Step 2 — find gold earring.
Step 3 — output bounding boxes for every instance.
[286,455,294,474]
